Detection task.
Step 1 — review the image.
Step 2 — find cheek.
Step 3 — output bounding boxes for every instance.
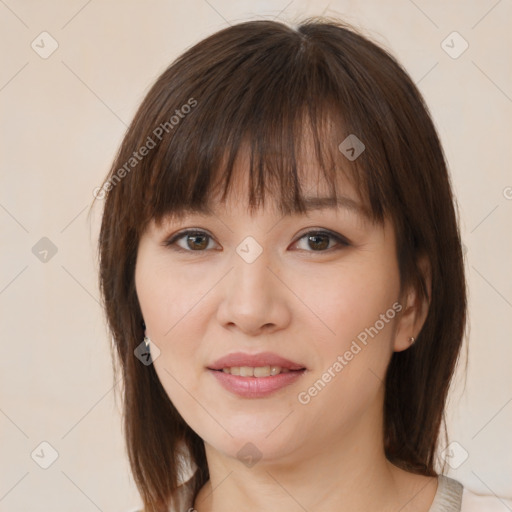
[292,249,401,388]
[291,268,400,429]
[135,254,211,399]
[298,256,399,340]
[136,255,205,340]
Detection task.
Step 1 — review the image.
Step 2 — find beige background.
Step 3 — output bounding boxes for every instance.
[1,1,511,510]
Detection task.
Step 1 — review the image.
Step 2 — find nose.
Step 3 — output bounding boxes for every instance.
[215,247,292,336]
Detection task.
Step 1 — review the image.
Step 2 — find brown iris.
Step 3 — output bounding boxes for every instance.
[186,233,209,250]
[307,233,330,251]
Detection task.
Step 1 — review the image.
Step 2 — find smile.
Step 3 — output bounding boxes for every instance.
[208,368,306,398]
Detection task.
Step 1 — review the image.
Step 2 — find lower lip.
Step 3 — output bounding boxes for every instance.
[208,369,306,398]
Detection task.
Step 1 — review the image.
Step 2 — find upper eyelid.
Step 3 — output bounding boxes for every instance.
[164,228,214,244]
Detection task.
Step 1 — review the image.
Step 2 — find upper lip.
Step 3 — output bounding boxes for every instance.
[208,352,306,371]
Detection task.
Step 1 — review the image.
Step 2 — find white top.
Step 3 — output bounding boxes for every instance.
[128,472,512,511]
[433,474,512,511]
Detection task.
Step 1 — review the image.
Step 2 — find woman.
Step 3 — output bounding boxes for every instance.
[97,18,511,512]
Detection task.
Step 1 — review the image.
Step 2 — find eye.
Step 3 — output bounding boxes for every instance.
[163,230,218,252]
[163,228,350,253]
[292,230,350,252]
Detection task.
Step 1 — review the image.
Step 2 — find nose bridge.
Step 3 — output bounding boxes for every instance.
[231,236,273,301]
[216,235,288,333]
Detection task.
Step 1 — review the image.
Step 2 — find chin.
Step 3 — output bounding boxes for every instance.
[202,424,302,465]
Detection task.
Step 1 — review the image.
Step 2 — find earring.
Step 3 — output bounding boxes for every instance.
[141,318,150,349]
[409,336,415,345]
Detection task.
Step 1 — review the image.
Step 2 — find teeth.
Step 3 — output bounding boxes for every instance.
[221,366,291,377]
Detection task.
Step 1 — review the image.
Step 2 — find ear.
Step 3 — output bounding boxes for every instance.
[393,254,431,352]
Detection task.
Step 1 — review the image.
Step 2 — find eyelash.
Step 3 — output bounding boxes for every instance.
[162,229,350,253]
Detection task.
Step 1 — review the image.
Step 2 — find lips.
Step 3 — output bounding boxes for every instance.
[207,351,306,371]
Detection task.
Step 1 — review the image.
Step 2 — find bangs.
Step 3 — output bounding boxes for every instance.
[125,21,397,232]
[148,105,381,227]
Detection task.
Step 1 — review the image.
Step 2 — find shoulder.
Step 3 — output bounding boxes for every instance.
[461,487,512,512]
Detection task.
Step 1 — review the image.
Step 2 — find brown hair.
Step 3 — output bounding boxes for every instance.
[96,17,467,512]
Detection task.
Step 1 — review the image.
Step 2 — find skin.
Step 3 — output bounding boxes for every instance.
[135,149,435,512]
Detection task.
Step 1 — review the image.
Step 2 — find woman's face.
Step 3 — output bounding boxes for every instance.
[135,152,414,465]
